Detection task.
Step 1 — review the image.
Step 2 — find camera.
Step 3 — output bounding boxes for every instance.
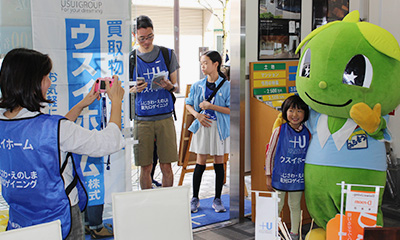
[95,77,114,93]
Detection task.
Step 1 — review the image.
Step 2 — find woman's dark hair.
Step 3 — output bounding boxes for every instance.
[202,50,226,79]
[0,48,53,112]
[281,94,309,123]
[136,15,153,30]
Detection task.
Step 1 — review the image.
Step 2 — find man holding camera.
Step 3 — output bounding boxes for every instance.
[129,15,179,189]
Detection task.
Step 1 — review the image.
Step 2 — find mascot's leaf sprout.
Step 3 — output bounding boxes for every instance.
[295,10,400,119]
[296,11,400,61]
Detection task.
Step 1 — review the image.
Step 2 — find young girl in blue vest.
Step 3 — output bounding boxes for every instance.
[186,50,230,213]
[0,48,125,240]
[265,95,310,240]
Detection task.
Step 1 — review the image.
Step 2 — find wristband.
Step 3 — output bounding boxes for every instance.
[169,86,175,92]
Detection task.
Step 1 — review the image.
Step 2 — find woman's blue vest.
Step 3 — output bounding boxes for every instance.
[272,123,310,191]
[0,114,87,239]
[134,50,174,117]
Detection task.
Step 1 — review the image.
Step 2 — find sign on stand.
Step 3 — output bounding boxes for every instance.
[253,191,280,240]
[327,182,383,240]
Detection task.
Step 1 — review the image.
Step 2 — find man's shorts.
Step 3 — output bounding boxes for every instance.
[133,116,178,167]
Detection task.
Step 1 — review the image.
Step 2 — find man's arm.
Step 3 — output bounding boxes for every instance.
[166,48,179,92]
[168,70,178,92]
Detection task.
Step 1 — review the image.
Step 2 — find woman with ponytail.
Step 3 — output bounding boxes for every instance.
[185,50,230,213]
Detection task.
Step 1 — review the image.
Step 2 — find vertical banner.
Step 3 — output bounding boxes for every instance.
[65,18,104,206]
[255,191,280,240]
[31,0,130,205]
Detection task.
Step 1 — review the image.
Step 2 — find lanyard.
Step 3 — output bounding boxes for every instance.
[100,95,111,170]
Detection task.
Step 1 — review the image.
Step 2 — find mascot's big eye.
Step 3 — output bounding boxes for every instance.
[342,54,373,88]
[299,48,311,78]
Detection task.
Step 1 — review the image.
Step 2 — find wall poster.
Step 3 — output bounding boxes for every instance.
[258,0,301,60]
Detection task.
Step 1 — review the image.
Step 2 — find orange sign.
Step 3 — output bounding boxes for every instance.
[327,189,380,240]
[327,212,379,240]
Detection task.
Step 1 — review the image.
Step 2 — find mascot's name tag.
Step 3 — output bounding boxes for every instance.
[347,130,368,150]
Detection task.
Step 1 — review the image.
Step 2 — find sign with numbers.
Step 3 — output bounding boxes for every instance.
[250,60,298,110]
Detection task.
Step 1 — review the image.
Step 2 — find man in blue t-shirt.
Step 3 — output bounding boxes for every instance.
[129,15,179,189]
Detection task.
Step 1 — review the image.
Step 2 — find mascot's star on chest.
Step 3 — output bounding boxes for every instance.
[294,10,400,240]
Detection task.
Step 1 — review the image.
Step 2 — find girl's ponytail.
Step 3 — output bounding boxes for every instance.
[218,67,226,80]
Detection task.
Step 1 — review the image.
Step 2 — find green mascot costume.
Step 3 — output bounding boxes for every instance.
[295,10,400,239]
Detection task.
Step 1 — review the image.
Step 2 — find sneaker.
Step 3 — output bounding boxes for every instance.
[212,198,226,213]
[90,226,113,239]
[290,232,299,240]
[191,197,200,213]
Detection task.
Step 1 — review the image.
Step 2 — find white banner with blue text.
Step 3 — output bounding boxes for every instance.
[31,0,131,206]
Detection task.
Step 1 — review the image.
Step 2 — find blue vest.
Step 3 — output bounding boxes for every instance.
[0,114,87,239]
[134,49,174,117]
[272,123,310,191]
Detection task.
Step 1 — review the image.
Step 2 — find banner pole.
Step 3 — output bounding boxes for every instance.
[339,181,346,240]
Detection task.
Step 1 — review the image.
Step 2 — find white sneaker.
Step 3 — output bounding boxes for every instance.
[212,198,226,213]
[191,197,200,213]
